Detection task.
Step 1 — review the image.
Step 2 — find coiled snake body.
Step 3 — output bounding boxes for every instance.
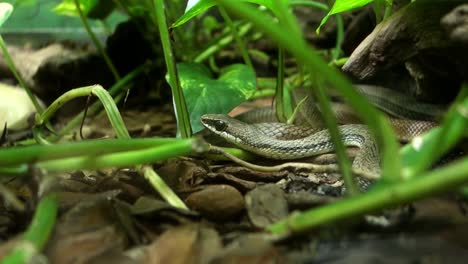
[201,85,443,177]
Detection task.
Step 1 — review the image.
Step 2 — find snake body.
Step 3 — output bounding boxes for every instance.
[201,85,443,177]
[202,115,380,175]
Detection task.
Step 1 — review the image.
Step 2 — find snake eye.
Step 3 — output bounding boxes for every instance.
[213,120,227,131]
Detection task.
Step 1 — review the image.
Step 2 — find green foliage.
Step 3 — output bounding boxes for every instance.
[54,0,97,16]
[177,63,256,132]
[12,0,37,7]
[0,3,13,27]
[122,0,150,17]
[54,0,115,19]
[172,0,289,28]
[318,0,374,32]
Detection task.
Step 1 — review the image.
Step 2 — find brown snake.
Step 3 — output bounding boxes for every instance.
[201,85,443,177]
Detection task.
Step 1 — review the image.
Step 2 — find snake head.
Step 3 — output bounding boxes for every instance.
[201,114,230,133]
[201,114,250,145]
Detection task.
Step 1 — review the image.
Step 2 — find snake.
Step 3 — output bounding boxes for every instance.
[201,85,443,177]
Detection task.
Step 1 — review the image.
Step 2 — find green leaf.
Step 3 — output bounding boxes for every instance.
[13,0,37,7]
[177,63,256,132]
[172,0,289,28]
[53,0,99,17]
[317,0,374,33]
[86,0,115,19]
[0,3,13,27]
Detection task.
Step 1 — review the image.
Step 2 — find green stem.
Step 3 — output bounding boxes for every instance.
[38,138,203,173]
[49,64,145,142]
[218,7,253,69]
[275,48,287,122]
[0,35,43,114]
[400,86,468,179]
[194,23,253,63]
[0,138,182,167]
[331,14,344,61]
[272,0,302,39]
[1,193,58,264]
[383,0,393,19]
[315,82,357,195]
[153,0,192,138]
[73,0,120,81]
[251,88,276,99]
[142,166,188,210]
[36,85,130,139]
[289,0,329,10]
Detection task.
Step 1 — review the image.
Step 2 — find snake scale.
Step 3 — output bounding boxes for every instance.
[201,85,443,177]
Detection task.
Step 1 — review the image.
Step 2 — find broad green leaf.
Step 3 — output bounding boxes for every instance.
[53,0,114,18]
[0,3,13,27]
[14,0,37,7]
[172,0,289,28]
[54,0,96,16]
[177,63,256,132]
[317,0,374,33]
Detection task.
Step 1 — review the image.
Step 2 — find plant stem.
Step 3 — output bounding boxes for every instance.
[1,193,58,264]
[73,0,120,82]
[36,85,130,139]
[331,14,344,61]
[384,0,393,19]
[0,138,183,167]
[400,85,468,179]
[49,64,145,142]
[194,22,253,63]
[275,48,287,122]
[315,82,357,195]
[218,7,253,69]
[38,138,203,173]
[153,0,192,138]
[142,166,188,210]
[289,0,329,10]
[0,35,43,114]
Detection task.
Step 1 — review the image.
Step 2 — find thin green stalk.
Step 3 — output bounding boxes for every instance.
[0,35,43,114]
[315,82,357,195]
[275,48,287,122]
[289,0,329,10]
[268,156,468,235]
[38,138,205,173]
[0,183,25,211]
[215,0,402,182]
[218,7,253,69]
[194,22,253,63]
[0,138,182,167]
[208,55,220,72]
[35,85,130,139]
[400,86,468,179]
[288,0,343,63]
[272,0,302,39]
[49,64,145,142]
[153,0,192,138]
[0,164,28,176]
[142,166,188,210]
[331,14,344,61]
[251,88,276,99]
[2,193,58,264]
[73,0,120,82]
[331,57,348,67]
[373,0,384,23]
[383,0,393,19]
